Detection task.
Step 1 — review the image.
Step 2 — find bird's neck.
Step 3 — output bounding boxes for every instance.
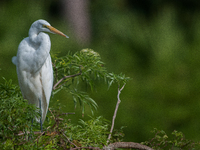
[29,27,41,44]
[28,28,51,51]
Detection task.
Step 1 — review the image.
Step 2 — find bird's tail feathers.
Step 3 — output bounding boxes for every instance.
[12,56,17,65]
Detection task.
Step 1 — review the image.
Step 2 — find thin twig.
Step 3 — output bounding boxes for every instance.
[70,147,102,150]
[18,140,28,145]
[107,83,126,144]
[48,108,56,120]
[25,130,46,146]
[58,112,75,117]
[62,132,78,148]
[31,127,52,147]
[17,125,51,136]
[43,133,57,147]
[53,67,82,90]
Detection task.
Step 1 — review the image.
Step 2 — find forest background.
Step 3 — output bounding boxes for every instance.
[1,0,200,143]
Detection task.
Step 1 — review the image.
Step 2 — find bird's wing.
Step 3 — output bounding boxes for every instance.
[40,55,53,123]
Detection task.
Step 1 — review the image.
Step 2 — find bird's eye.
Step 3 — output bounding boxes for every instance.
[43,24,48,28]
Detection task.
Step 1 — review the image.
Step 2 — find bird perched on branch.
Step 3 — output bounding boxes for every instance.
[12,19,68,130]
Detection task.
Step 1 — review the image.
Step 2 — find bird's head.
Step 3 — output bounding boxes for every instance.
[30,19,69,38]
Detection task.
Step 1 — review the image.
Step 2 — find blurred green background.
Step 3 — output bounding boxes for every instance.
[1,0,200,142]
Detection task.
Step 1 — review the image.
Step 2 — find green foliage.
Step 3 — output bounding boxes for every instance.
[65,116,123,148]
[70,89,97,115]
[0,98,124,149]
[142,128,200,150]
[0,78,40,149]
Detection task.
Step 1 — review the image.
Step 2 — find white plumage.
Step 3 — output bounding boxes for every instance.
[12,19,68,124]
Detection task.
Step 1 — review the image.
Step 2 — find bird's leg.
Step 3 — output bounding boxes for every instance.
[28,119,34,141]
[39,98,43,132]
[31,118,34,129]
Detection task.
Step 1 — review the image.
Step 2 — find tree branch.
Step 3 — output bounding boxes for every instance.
[53,67,82,90]
[71,147,102,150]
[62,130,78,148]
[107,83,126,144]
[57,112,75,117]
[106,142,154,150]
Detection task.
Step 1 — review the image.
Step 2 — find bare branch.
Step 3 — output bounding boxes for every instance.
[17,125,51,137]
[106,142,154,150]
[71,147,102,150]
[107,83,126,144]
[53,67,82,90]
[58,112,75,117]
[17,131,43,136]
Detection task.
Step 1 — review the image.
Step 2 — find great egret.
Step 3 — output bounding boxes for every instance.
[12,19,68,130]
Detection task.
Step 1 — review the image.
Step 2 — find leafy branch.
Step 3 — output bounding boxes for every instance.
[51,49,130,115]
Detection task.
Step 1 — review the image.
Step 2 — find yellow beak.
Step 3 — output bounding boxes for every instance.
[46,25,69,38]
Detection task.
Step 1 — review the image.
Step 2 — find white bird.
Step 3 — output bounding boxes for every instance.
[12,19,68,129]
